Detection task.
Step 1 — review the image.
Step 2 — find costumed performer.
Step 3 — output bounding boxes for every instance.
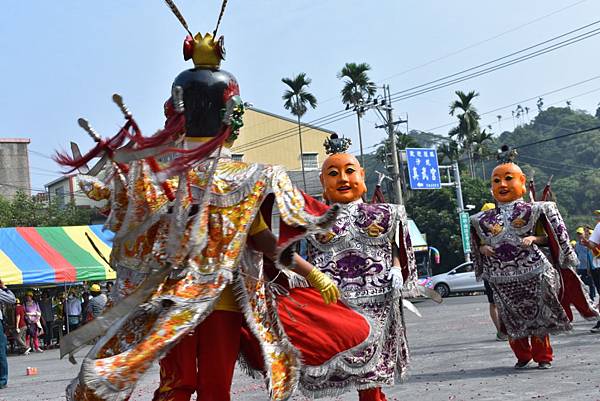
[55,2,342,401]
[275,134,419,401]
[470,152,598,370]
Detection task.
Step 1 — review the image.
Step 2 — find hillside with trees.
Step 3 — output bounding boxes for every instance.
[367,94,600,273]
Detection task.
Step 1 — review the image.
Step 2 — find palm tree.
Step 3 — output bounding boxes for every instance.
[448,90,480,178]
[375,131,420,165]
[471,129,494,180]
[338,62,377,167]
[537,97,544,112]
[496,115,502,131]
[282,73,317,191]
[437,140,461,164]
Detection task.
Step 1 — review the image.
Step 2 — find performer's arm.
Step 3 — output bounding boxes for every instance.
[387,243,404,289]
[247,214,340,304]
[522,222,549,247]
[582,223,600,250]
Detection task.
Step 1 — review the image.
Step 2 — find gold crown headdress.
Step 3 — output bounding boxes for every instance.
[164,0,228,69]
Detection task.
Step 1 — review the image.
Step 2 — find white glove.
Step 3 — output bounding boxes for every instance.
[387,267,404,290]
[15,328,20,334]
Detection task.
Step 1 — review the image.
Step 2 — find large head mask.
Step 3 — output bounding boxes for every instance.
[490,162,526,203]
[320,135,367,203]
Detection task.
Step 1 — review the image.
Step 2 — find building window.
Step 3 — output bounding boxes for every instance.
[231,153,244,162]
[302,153,319,170]
[54,186,65,208]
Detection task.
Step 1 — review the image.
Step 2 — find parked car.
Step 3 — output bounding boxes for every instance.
[426,262,485,298]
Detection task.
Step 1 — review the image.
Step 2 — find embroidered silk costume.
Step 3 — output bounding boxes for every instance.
[56,4,341,400]
[471,199,578,338]
[300,200,417,395]
[470,158,598,368]
[274,139,419,400]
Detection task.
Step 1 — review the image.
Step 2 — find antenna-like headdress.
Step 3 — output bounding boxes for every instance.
[164,0,228,69]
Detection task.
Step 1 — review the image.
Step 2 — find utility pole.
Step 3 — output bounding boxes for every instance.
[384,84,404,205]
[452,161,471,263]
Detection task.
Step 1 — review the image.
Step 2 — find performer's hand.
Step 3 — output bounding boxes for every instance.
[480,245,495,257]
[305,268,341,305]
[387,267,404,290]
[522,236,536,247]
[15,328,19,334]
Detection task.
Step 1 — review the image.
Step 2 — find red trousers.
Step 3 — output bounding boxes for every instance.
[358,387,388,401]
[509,335,553,363]
[152,310,243,401]
[560,268,598,321]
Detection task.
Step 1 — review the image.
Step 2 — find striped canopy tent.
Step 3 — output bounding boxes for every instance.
[0,225,115,286]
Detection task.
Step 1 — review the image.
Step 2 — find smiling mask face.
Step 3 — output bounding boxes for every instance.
[320,153,367,203]
[491,162,526,203]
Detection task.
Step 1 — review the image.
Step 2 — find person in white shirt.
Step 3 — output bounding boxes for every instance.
[582,210,600,332]
[65,291,82,332]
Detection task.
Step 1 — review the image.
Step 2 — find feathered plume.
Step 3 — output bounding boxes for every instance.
[163,0,193,37]
[213,0,229,37]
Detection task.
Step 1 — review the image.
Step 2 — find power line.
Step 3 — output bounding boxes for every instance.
[426,76,600,133]
[515,125,600,149]
[233,20,600,153]
[389,25,600,103]
[378,0,589,83]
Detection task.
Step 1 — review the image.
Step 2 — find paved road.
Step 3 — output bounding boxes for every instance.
[2,295,599,401]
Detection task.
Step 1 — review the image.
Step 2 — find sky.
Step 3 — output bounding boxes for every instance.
[2,0,600,192]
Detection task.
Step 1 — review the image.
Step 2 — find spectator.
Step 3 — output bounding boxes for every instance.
[0,279,16,389]
[574,227,596,300]
[65,290,82,333]
[39,292,54,349]
[24,292,43,353]
[105,281,114,305]
[582,210,600,333]
[81,292,90,324]
[87,284,107,320]
[14,299,29,354]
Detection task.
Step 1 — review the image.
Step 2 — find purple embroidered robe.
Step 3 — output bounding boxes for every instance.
[470,200,578,338]
[299,201,417,395]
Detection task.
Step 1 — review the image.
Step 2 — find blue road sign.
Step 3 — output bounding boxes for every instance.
[405,148,441,190]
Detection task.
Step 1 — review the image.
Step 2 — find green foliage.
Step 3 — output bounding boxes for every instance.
[405,177,491,273]
[367,103,600,272]
[281,73,317,119]
[338,62,376,112]
[0,191,92,227]
[498,105,600,234]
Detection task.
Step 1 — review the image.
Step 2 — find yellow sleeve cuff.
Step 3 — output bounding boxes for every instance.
[248,213,268,236]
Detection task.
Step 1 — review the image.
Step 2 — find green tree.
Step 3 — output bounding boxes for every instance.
[338,62,377,167]
[405,176,491,272]
[449,90,481,178]
[0,191,92,227]
[437,140,461,164]
[471,129,495,180]
[282,73,318,191]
